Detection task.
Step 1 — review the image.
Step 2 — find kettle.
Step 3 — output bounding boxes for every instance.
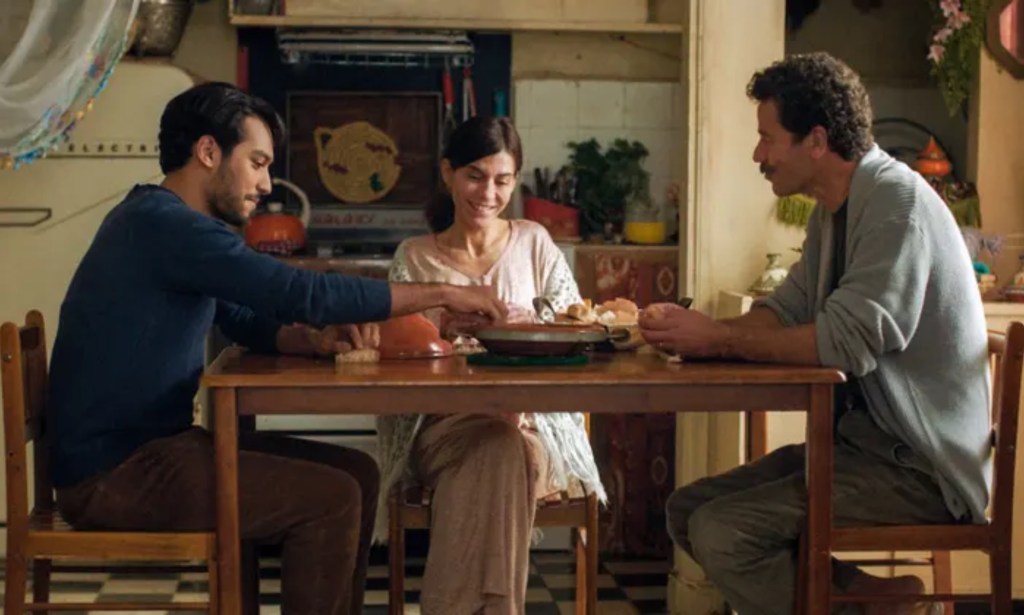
[244,178,311,255]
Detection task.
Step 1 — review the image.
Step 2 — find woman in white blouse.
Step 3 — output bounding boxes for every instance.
[378,116,605,615]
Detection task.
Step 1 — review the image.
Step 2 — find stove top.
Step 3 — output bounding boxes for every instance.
[305,205,429,257]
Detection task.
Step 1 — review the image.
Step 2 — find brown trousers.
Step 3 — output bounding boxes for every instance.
[55,427,379,615]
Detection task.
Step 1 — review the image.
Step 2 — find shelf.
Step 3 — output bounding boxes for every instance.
[984,301,1024,317]
[229,14,683,34]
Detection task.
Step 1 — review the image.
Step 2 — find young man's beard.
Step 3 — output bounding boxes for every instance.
[207,167,249,227]
[210,194,248,227]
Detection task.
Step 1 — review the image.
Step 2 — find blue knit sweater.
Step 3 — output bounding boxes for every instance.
[48,185,392,487]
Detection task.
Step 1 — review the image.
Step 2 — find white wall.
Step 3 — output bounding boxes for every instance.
[0,63,196,532]
[513,78,682,218]
[786,0,969,175]
[671,0,789,611]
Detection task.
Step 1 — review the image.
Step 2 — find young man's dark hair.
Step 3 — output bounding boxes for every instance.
[747,52,873,161]
[158,82,285,174]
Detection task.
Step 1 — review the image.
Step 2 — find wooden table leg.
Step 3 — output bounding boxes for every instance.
[214,387,242,615]
[238,416,260,615]
[804,384,834,614]
[746,410,768,462]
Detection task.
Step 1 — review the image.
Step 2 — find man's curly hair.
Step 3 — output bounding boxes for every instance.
[747,52,873,161]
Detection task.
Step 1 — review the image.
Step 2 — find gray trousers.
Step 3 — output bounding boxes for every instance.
[666,409,958,615]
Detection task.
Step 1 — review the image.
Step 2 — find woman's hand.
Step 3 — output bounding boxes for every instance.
[440,311,492,338]
[503,303,538,324]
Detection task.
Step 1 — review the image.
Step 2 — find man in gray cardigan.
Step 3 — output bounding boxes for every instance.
[640,53,990,615]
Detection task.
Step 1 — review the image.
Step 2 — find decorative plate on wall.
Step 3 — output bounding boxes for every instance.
[314,121,402,203]
[287,91,441,206]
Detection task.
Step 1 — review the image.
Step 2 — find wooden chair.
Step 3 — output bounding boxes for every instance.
[797,321,1022,614]
[387,415,600,615]
[1,311,219,613]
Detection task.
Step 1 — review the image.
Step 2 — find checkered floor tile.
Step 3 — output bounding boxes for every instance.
[1,547,671,614]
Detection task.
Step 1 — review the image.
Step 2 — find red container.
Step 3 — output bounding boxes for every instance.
[523,196,580,240]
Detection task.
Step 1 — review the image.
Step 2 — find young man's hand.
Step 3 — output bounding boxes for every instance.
[442,285,508,322]
[276,323,381,357]
[312,323,381,355]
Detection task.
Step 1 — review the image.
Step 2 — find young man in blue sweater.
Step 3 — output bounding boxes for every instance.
[48,82,506,615]
[642,54,988,614]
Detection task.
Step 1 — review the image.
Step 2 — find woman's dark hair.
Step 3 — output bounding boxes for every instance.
[747,52,873,161]
[425,116,523,233]
[158,82,285,174]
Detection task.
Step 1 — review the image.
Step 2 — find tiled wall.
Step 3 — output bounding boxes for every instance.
[512,79,682,219]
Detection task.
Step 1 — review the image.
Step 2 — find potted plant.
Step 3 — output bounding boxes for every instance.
[928,0,988,115]
[566,138,651,240]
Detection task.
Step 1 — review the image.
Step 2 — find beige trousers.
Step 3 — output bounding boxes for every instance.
[413,414,554,615]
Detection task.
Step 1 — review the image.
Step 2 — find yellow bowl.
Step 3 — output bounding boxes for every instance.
[624,221,666,244]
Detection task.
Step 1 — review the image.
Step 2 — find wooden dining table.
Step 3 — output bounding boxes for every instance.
[203,347,844,615]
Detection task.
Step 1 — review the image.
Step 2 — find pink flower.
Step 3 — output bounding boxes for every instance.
[928,43,946,62]
[940,0,960,17]
[934,26,954,43]
[948,9,971,28]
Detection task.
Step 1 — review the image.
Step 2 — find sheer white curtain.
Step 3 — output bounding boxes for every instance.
[0,0,139,169]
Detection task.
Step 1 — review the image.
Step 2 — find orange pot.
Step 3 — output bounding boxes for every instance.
[244,178,310,255]
[915,136,952,178]
[245,203,306,255]
[377,313,453,359]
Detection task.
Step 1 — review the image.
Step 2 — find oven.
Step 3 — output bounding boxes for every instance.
[250,89,444,457]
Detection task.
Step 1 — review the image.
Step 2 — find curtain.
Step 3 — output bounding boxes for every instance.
[0,0,139,170]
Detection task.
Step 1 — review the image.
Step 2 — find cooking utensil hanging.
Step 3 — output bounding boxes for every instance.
[462,66,477,122]
[442,60,458,145]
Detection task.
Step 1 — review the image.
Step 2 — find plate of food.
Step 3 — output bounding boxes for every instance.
[473,322,608,357]
[536,297,645,350]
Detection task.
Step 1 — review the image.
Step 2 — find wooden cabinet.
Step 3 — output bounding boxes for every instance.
[573,244,678,307]
[287,0,550,20]
[227,0,681,33]
[283,0,647,25]
[572,244,679,556]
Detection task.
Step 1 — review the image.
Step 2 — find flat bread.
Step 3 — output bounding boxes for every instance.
[335,348,381,364]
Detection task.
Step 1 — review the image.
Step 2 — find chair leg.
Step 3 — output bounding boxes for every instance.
[31,557,51,615]
[574,493,598,615]
[240,542,260,615]
[5,553,28,615]
[990,546,1012,615]
[208,554,220,615]
[389,495,405,615]
[931,550,954,615]
[575,527,587,615]
[586,494,598,615]
[794,534,808,615]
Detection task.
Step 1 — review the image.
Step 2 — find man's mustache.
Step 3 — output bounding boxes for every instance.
[760,163,775,176]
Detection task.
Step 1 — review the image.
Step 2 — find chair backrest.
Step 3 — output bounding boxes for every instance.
[989,321,1023,534]
[1,310,54,534]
